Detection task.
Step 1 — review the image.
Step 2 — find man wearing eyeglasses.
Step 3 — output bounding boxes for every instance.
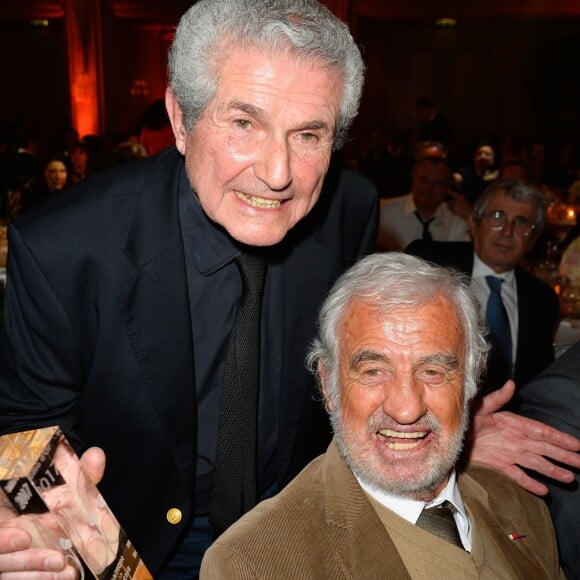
[407,178,559,399]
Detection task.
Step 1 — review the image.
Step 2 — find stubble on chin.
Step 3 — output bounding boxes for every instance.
[330,407,469,501]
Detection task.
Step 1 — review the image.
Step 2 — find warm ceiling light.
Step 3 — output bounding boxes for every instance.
[30,19,50,28]
[436,17,457,27]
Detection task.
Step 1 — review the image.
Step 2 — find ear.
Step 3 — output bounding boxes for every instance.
[165,86,187,155]
[318,360,334,412]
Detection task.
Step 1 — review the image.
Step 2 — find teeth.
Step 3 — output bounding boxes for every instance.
[379,430,427,439]
[378,430,427,450]
[387,441,422,450]
[235,191,281,208]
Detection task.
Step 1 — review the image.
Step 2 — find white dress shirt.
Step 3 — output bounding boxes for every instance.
[471,253,518,366]
[357,470,472,552]
[378,194,470,251]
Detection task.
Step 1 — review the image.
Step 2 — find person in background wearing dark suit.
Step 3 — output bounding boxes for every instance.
[201,254,563,579]
[407,178,559,399]
[515,341,580,580]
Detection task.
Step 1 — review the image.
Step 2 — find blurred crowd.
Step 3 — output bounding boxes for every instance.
[2,96,580,275]
[0,99,174,228]
[340,98,580,271]
[344,128,579,206]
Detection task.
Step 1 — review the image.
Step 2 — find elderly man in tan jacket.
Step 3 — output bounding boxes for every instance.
[201,253,562,579]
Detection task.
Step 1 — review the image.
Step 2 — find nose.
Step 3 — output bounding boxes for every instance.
[500,219,515,236]
[381,373,427,425]
[254,134,292,191]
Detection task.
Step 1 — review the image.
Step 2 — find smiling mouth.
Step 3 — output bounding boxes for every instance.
[235,190,282,209]
[378,429,428,450]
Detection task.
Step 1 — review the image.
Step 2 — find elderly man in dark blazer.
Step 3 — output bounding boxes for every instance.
[0,0,377,576]
[407,178,559,398]
[0,147,378,571]
[201,254,563,579]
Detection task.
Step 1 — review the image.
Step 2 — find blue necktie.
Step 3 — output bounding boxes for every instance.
[485,275,513,379]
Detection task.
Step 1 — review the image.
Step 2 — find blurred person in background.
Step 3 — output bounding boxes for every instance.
[139,99,176,156]
[10,152,69,219]
[68,141,90,184]
[378,156,469,251]
[454,140,499,204]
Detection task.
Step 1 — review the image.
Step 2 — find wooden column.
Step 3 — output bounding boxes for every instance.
[64,0,105,138]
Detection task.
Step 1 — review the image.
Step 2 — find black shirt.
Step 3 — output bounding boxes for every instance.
[177,168,282,515]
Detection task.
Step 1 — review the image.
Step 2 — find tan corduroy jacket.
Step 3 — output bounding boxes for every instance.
[201,440,562,579]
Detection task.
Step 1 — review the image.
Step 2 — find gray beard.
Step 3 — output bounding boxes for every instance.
[330,403,469,501]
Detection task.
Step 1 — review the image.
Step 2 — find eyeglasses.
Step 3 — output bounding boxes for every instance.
[482,210,536,237]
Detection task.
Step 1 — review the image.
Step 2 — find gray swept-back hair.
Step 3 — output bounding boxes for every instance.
[167,0,365,149]
[306,253,489,407]
[473,178,547,237]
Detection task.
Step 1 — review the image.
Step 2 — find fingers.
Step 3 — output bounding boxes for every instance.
[525,437,580,468]
[0,572,75,580]
[470,403,580,495]
[492,412,580,471]
[0,528,31,555]
[79,447,106,485]
[476,380,516,415]
[0,546,73,579]
[0,566,77,580]
[497,411,580,453]
[0,528,76,578]
[516,449,577,483]
[531,422,580,452]
[500,464,550,496]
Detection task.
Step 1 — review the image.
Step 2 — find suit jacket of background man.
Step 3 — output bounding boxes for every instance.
[405,240,560,396]
[514,340,580,580]
[200,441,562,579]
[0,147,379,574]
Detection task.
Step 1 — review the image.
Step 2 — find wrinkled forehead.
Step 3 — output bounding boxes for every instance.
[338,295,465,350]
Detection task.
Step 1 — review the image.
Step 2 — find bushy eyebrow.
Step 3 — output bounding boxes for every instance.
[349,350,459,371]
[227,99,332,134]
[415,353,459,370]
[349,350,389,371]
[228,100,262,118]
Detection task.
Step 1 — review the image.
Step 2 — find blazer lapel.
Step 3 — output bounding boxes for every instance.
[117,149,196,489]
[460,471,551,578]
[323,442,412,579]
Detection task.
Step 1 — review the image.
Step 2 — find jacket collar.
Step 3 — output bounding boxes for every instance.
[321,441,412,578]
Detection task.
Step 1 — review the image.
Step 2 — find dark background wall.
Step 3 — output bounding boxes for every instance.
[0,0,578,151]
[355,17,580,143]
